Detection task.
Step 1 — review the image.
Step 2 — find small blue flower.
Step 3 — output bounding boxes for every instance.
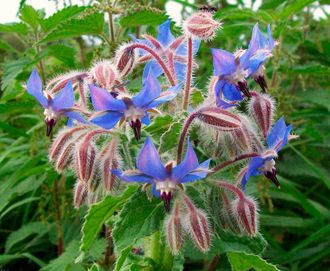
[131,20,200,82]
[27,69,86,136]
[211,48,251,108]
[241,117,292,190]
[113,136,210,211]
[241,23,275,91]
[90,72,181,140]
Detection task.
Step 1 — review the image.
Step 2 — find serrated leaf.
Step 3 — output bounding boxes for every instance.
[120,10,168,27]
[41,5,86,32]
[159,122,182,153]
[227,252,280,271]
[0,22,28,34]
[19,4,41,29]
[144,115,173,137]
[112,190,165,253]
[114,245,133,271]
[37,13,105,44]
[80,186,137,253]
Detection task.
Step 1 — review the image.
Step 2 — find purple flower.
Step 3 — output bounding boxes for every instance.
[113,136,210,211]
[132,20,200,82]
[211,48,251,109]
[27,69,86,136]
[241,23,275,91]
[89,72,181,140]
[241,117,292,190]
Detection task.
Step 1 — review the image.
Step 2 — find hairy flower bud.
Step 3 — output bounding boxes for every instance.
[196,107,241,131]
[220,193,242,234]
[184,11,221,41]
[46,71,88,94]
[90,60,118,90]
[249,92,275,138]
[165,201,183,255]
[231,196,259,237]
[182,194,210,252]
[74,181,87,208]
[115,44,136,77]
[230,116,253,153]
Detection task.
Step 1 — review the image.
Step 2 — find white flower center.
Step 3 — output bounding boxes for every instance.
[263,159,275,172]
[44,108,58,121]
[124,106,145,122]
[155,180,176,195]
[230,66,248,84]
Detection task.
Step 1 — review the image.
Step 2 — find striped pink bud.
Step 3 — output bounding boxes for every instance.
[46,71,88,94]
[220,193,242,234]
[90,60,118,90]
[115,44,136,77]
[74,181,87,208]
[249,92,275,138]
[231,196,259,237]
[195,107,241,131]
[165,201,183,255]
[230,116,253,153]
[182,194,210,252]
[184,11,221,41]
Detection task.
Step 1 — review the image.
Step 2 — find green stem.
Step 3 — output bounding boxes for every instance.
[162,246,174,271]
[150,231,161,264]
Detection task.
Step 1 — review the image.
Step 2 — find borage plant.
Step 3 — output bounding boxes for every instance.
[26,8,297,270]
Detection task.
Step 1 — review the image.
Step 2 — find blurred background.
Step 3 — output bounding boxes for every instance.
[0,0,329,270]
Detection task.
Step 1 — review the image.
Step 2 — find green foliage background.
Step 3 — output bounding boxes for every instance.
[0,0,329,270]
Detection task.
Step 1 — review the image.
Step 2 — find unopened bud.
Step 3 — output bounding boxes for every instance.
[90,60,118,90]
[46,71,88,94]
[230,116,253,153]
[115,44,136,77]
[182,194,210,252]
[249,92,275,138]
[196,107,241,131]
[165,201,183,255]
[184,11,221,41]
[74,181,87,208]
[220,193,242,234]
[231,196,259,237]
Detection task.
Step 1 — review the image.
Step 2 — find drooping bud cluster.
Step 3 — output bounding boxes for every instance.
[114,44,137,77]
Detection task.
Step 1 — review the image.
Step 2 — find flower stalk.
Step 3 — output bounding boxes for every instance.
[183,37,193,110]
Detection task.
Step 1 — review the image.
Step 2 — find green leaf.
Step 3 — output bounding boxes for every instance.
[120,10,168,27]
[215,8,276,23]
[0,253,45,267]
[190,89,204,107]
[19,4,41,29]
[227,252,280,271]
[0,22,28,34]
[5,222,48,253]
[41,5,86,32]
[280,64,330,75]
[159,122,182,153]
[144,115,173,137]
[80,186,137,253]
[0,40,17,52]
[47,44,77,67]
[114,245,133,271]
[279,0,316,19]
[38,13,105,44]
[112,190,165,253]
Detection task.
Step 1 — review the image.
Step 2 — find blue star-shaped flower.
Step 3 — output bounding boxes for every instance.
[241,117,292,190]
[90,72,181,140]
[113,136,210,211]
[132,20,200,83]
[27,69,86,136]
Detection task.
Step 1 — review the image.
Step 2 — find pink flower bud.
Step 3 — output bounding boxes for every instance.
[90,60,118,90]
[220,193,242,234]
[46,71,88,94]
[195,107,242,131]
[165,201,183,255]
[184,11,221,41]
[249,92,275,138]
[115,44,136,77]
[74,181,87,208]
[231,196,259,237]
[230,116,253,153]
[182,194,211,252]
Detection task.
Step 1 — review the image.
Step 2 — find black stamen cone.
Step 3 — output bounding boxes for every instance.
[237,80,251,98]
[264,169,280,188]
[161,192,173,213]
[46,119,55,137]
[130,119,142,141]
[254,75,268,92]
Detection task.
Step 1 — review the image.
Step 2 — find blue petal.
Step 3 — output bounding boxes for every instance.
[157,20,175,47]
[180,159,211,183]
[172,140,199,181]
[113,169,153,183]
[266,117,287,149]
[246,157,265,180]
[214,79,241,109]
[211,48,237,76]
[267,24,275,50]
[133,73,161,108]
[91,111,123,130]
[142,61,163,80]
[89,84,126,112]
[174,62,187,82]
[136,136,167,180]
[222,81,243,101]
[147,83,181,108]
[51,81,75,111]
[152,184,161,197]
[241,174,249,191]
[27,69,48,108]
[64,111,88,124]
[141,112,150,125]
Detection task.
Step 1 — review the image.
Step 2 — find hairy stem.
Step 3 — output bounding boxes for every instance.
[183,37,193,110]
[177,113,197,164]
[128,43,176,86]
[214,180,245,200]
[104,225,113,266]
[208,254,220,271]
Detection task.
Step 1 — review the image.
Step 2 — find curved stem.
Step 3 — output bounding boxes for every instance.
[183,37,193,110]
[209,152,259,176]
[177,113,197,164]
[128,43,176,86]
[214,180,245,200]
